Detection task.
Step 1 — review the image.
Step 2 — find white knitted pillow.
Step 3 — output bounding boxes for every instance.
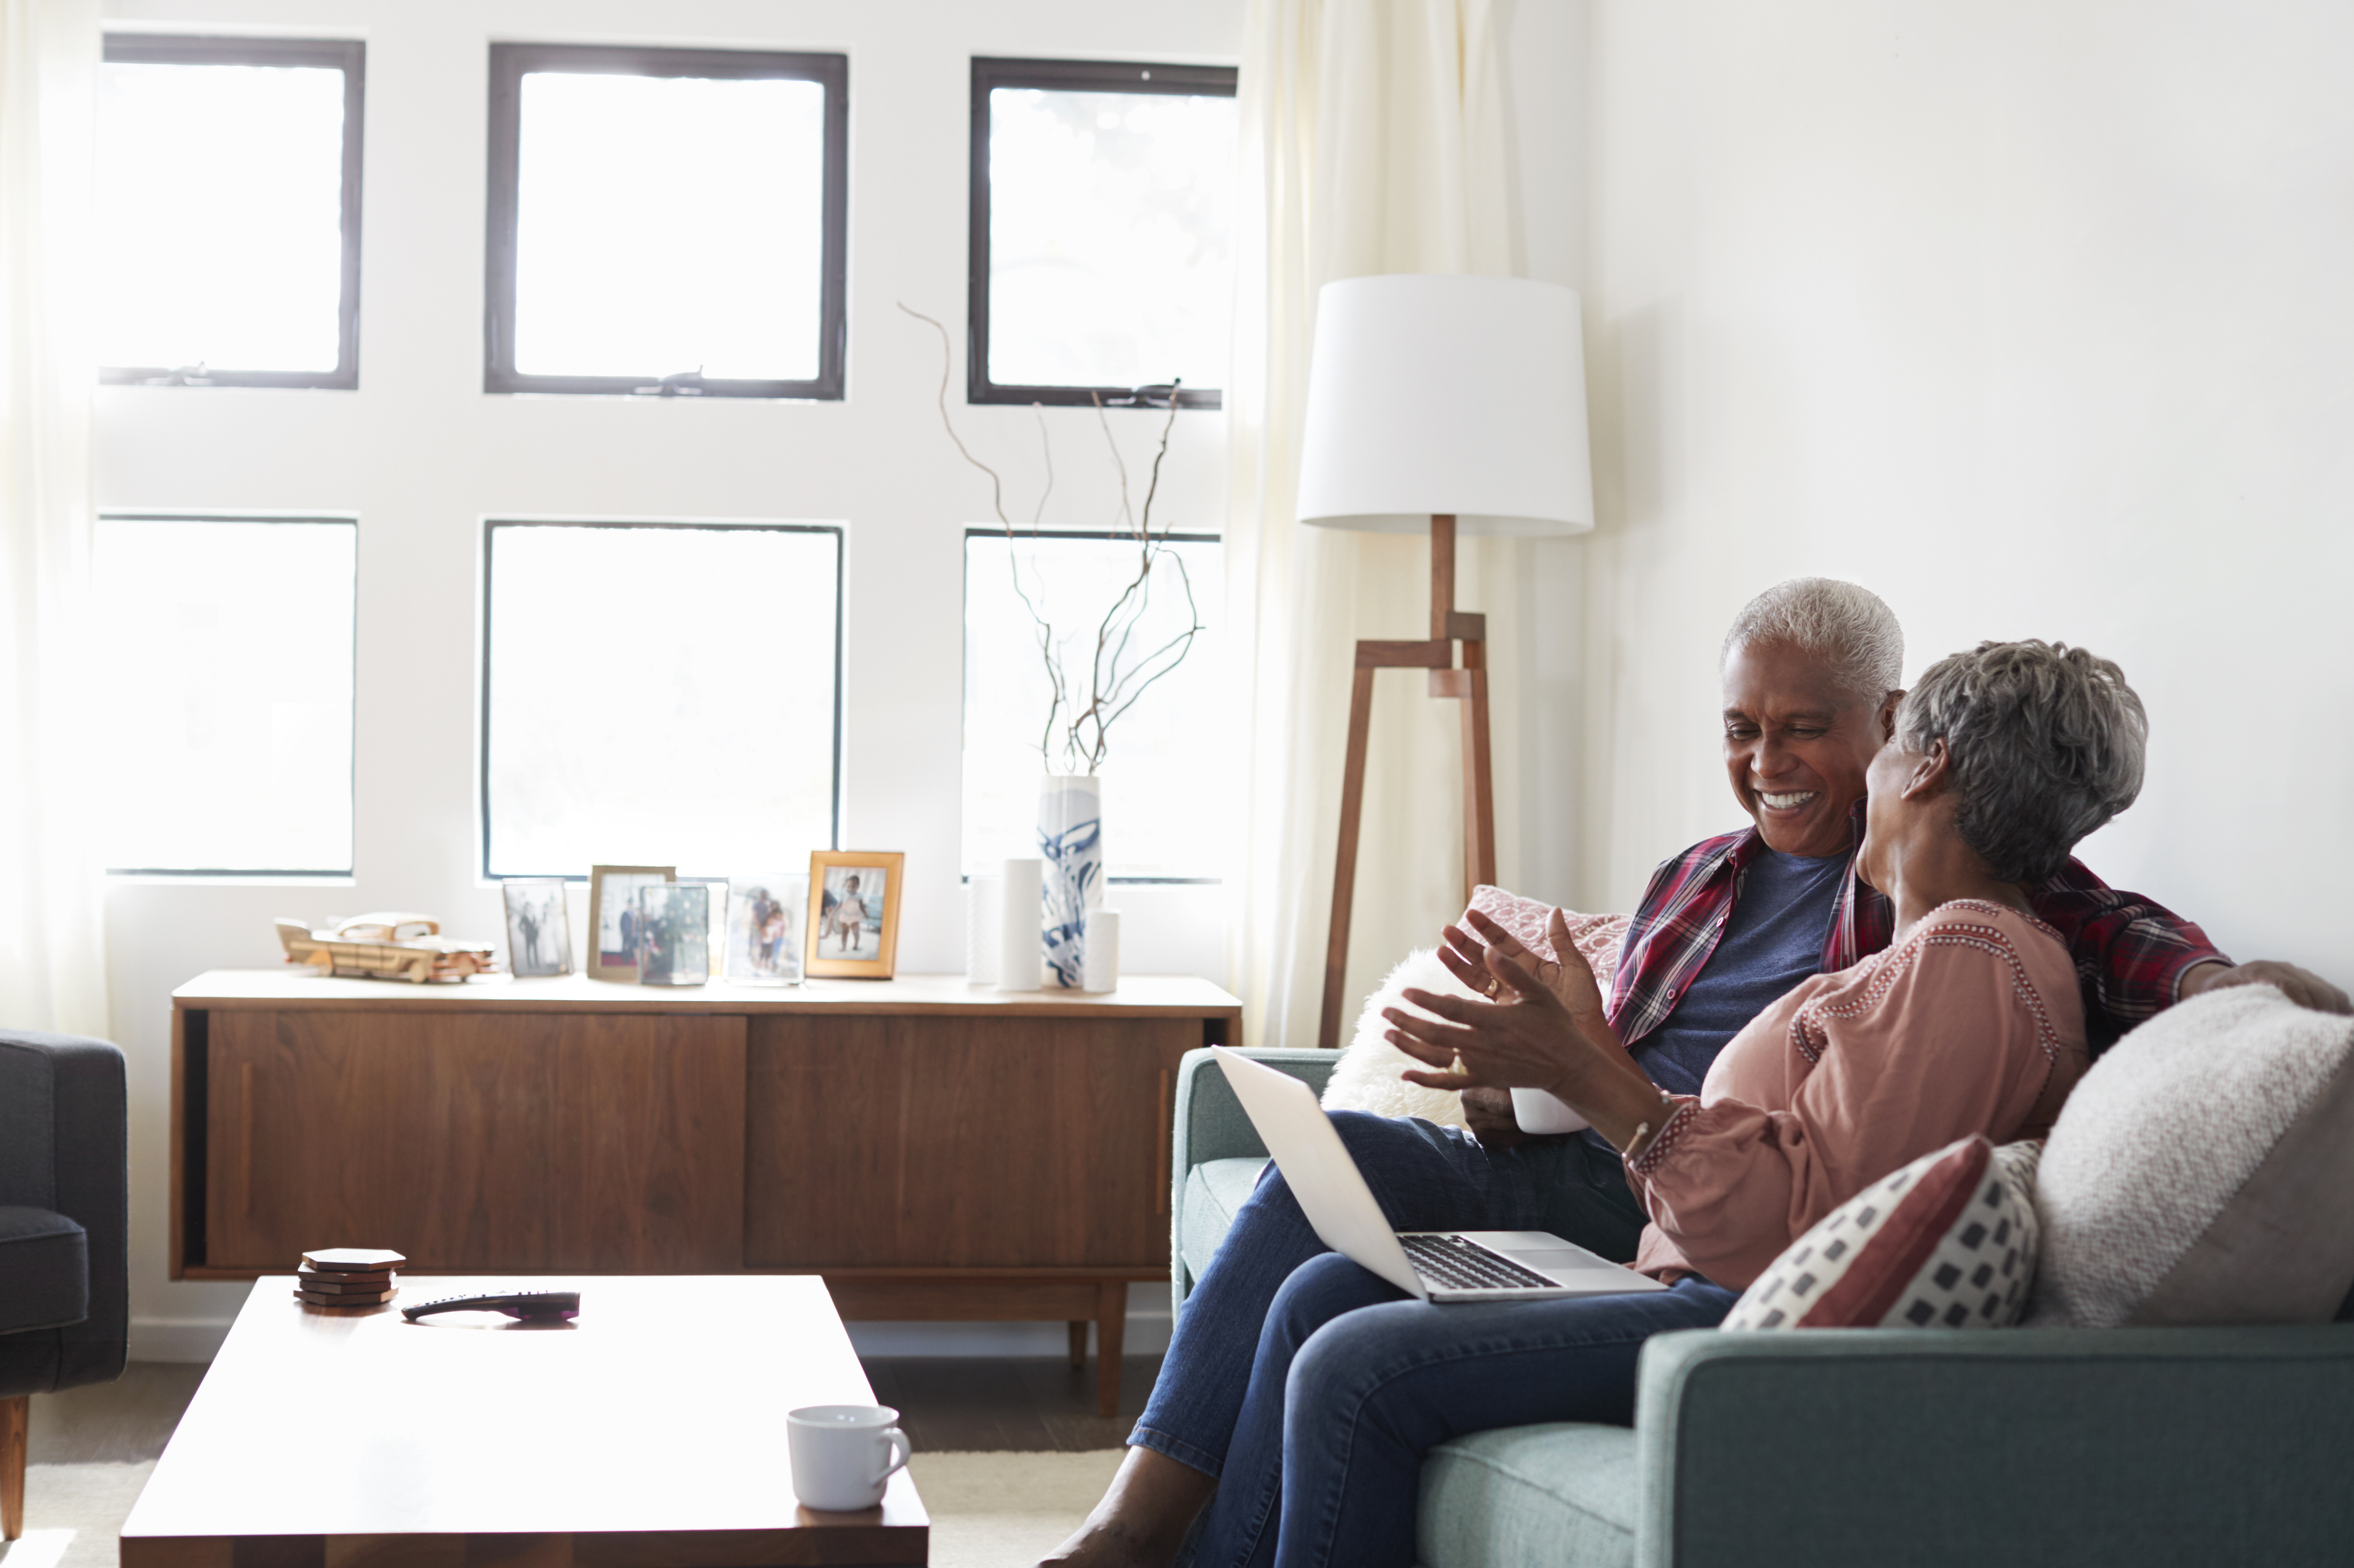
[2030,985,2354,1328]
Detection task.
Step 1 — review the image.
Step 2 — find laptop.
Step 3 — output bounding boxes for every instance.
[1212,1046,1667,1303]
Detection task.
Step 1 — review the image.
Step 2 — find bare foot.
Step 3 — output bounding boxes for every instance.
[1038,1446,1215,1568]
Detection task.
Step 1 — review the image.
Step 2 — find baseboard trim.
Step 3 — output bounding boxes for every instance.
[130,1317,232,1364]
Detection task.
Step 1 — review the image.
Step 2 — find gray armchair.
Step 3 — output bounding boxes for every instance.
[1,1030,128,1540]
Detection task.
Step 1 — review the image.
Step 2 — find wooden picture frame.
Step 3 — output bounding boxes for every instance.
[587,865,674,982]
[805,850,904,979]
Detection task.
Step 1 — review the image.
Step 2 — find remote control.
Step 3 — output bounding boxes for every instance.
[400,1290,580,1323]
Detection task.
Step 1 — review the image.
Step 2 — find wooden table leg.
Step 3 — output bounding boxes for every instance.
[1095,1281,1126,1419]
[1068,1320,1089,1369]
[2,1394,27,1540]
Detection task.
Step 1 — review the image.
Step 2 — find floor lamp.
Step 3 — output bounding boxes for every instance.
[1294,274,1595,1051]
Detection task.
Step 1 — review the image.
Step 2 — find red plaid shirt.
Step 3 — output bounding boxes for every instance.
[1605,802,2226,1054]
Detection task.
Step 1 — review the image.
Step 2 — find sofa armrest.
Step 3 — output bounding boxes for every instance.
[1170,1048,1338,1322]
[1633,1325,2354,1568]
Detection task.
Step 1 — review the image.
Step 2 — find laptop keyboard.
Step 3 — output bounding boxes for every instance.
[1402,1234,1558,1292]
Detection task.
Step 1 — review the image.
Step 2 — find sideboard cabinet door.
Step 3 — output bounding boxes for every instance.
[744,1014,1194,1269]
[204,1009,745,1271]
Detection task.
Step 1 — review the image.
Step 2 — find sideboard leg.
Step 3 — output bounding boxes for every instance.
[1095,1282,1126,1419]
[1067,1320,1088,1369]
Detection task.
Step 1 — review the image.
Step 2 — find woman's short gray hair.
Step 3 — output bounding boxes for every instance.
[1722,578,1904,703]
[1896,640,2147,885]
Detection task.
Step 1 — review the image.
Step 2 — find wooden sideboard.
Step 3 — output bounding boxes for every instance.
[171,969,1240,1412]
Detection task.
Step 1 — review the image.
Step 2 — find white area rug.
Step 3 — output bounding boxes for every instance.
[4,1453,1119,1568]
[4,1464,153,1568]
[912,1450,1124,1566]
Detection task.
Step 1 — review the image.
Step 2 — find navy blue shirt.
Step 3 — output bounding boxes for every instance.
[1582,846,1849,1152]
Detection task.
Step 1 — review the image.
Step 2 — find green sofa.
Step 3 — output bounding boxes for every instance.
[1170,1048,2354,1568]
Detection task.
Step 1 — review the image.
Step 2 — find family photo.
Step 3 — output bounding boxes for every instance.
[727,875,805,984]
[817,865,886,961]
[500,879,571,976]
[591,865,672,975]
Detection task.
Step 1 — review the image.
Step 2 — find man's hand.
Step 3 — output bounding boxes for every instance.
[2181,959,2352,1015]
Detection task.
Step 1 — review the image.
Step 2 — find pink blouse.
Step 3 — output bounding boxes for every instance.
[1625,900,2089,1290]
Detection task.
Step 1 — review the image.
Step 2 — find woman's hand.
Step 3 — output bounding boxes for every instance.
[1385,914,1665,1150]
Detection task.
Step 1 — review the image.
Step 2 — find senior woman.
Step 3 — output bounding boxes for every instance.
[1041,587,2346,1568]
[1182,638,2127,1568]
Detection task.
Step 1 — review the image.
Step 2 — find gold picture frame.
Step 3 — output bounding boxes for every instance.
[805,850,904,979]
[587,865,674,982]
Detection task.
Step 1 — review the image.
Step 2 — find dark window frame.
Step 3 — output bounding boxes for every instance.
[479,519,846,881]
[960,525,1223,885]
[968,56,1236,413]
[484,43,849,401]
[99,35,366,390]
[98,511,359,877]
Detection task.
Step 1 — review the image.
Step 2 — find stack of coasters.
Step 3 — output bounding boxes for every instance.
[295,1248,406,1309]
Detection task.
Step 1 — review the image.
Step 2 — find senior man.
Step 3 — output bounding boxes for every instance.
[1042,578,2348,1568]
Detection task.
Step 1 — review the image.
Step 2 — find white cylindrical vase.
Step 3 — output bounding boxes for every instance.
[995,858,1044,992]
[1081,909,1121,992]
[1037,775,1103,990]
[966,872,1002,986]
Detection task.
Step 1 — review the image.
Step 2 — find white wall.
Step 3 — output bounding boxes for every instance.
[97,0,1591,1359]
[1575,0,2354,998]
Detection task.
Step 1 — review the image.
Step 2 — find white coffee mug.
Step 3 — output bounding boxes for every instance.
[788,1404,912,1512]
[1511,1087,1591,1135]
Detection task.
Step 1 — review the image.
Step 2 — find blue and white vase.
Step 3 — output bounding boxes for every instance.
[1037,774,1103,989]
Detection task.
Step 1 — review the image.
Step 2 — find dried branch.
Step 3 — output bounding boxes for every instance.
[899,301,1063,767]
[904,303,1202,777]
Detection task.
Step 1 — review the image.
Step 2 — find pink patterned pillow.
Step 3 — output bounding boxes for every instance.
[1467,884,1628,989]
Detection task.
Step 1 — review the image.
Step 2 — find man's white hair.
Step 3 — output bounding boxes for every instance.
[1721,577,1904,702]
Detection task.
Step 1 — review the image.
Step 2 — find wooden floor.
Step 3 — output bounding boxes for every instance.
[28,1355,1160,1463]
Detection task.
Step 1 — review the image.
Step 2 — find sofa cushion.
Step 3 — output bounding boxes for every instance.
[2033,986,2354,1327]
[1417,1421,1638,1568]
[1724,1138,2042,1330]
[0,1205,90,1334]
[1181,1157,1269,1285]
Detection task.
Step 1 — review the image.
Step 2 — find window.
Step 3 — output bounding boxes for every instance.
[969,58,1238,410]
[481,521,842,878]
[962,530,1226,881]
[97,35,363,388]
[485,45,848,398]
[93,515,356,875]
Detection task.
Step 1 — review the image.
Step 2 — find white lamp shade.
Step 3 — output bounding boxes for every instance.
[1294,274,1594,536]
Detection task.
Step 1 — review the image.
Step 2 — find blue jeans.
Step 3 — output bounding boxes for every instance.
[1134,1111,1653,1473]
[1196,1260,1736,1568]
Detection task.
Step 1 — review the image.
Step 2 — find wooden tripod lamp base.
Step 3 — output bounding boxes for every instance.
[1319,513,1497,1051]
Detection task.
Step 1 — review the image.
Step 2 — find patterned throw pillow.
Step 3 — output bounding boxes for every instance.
[1722,1137,2042,1330]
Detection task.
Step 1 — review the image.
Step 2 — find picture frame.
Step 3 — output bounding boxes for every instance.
[726,873,809,986]
[500,879,573,977]
[675,875,731,979]
[633,880,710,987]
[806,850,904,979]
[587,865,674,982]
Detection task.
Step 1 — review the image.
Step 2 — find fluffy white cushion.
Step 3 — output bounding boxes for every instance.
[1318,887,1631,1130]
[2030,984,2354,1328]
[1320,946,1478,1127]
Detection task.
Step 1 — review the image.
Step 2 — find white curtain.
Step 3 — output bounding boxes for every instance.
[0,0,108,1036]
[1224,0,1530,1048]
